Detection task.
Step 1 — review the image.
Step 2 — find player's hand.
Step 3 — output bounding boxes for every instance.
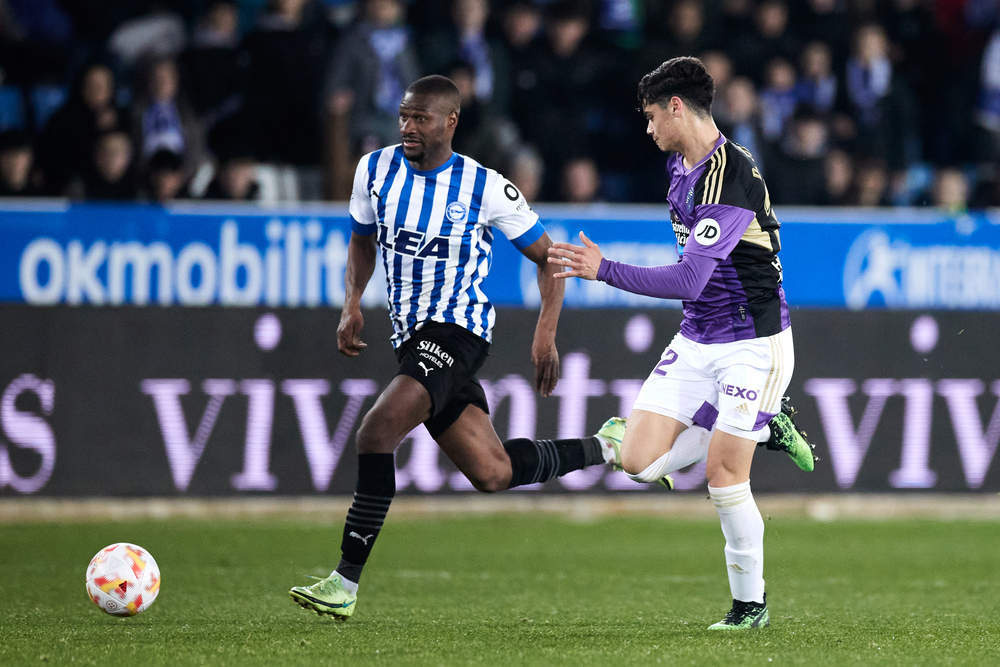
[547,232,603,281]
[531,336,560,397]
[337,307,367,357]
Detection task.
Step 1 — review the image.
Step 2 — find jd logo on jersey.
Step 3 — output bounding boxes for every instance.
[693,218,721,246]
[378,226,450,259]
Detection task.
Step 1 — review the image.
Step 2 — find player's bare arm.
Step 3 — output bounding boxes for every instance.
[520,232,564,397]
[337,232,377,357]
[547,231,603,281]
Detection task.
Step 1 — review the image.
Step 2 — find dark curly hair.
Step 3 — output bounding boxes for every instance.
[637,57,715,117]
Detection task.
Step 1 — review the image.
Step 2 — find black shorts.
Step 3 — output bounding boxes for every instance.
[395,321,491,438]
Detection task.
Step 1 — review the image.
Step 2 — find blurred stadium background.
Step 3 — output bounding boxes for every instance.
[0,0,999,502]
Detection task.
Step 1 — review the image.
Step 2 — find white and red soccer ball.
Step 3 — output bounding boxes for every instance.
[85,543,161,617]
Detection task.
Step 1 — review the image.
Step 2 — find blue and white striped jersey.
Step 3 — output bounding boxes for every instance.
[349,145,546,348]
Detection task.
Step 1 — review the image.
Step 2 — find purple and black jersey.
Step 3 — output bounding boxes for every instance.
[598,134,790,343]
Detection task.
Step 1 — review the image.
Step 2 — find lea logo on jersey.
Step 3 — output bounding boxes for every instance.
[378,226,451,259]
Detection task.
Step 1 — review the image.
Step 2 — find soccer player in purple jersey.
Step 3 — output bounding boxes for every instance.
[548,57,816,629]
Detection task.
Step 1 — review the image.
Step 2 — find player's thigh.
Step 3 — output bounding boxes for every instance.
[705,428,757,488]
[619,409,689,474]
[357,374,433,454]
[713,328,795,437]
[628,333,716,459]
[434,404,510,493]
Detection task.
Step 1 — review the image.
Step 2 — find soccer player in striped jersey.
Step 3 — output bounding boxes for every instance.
[548,57,816,630]
[290,75,620,619]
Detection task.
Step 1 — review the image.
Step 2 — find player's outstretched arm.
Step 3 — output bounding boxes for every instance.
[337,232,377,357]
[547,231,603,280]
[520,233,564,397]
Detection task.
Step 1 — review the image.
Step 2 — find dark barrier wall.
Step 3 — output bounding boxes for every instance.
[1,306,998,496]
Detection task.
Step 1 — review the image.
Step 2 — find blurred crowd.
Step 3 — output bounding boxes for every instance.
[2,0,1000,208]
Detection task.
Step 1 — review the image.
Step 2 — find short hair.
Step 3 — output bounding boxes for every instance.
[637,56,715,117]
[405,75,461,114]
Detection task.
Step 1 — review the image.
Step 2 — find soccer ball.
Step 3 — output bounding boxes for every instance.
[85,543,161,617]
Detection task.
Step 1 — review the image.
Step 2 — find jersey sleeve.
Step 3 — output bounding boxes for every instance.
[348,156,377,236]
[482,175,545,250]
[682,203,756,260]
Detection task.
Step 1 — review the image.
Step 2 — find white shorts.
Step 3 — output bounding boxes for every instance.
[632,327,794,438]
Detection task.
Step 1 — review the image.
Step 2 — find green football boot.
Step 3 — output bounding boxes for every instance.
[761,398,817,472]
[708,595,770,629]
[289,573,356,620]
[596,417,674,490]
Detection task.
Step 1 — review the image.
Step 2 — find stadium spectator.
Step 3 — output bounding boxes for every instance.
[758,57,798,142]
[130,57,205,178]
[726,0,800,86]
[822,148,854,206]
[203,149,260,200]
[700,50,733,116]
[70,129,138,200]
[180,1,246,121]
[767,107,829,205]
[243,0,335,169]
[0,129,38,196]
[507,143,544,202]
[931,167,970,213]
[793,0,851,73]
[449,64,522,174]
[142,147,188,203]
[418,0,511,114]
[852,157,890,207]
[35,61,128,195]
[845,23,919,173]
[796,41,837,116]
[500,0,542,55]
[511,1,608,200]
[560,155,601,203]
[326,0,420,156]
[716,77,767,174]
[638,0,717,79]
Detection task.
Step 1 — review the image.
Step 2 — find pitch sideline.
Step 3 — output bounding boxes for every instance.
[2,494,1000,523]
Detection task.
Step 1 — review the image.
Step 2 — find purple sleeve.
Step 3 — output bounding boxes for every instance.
[684,203,756,260]
[596,253,719,300]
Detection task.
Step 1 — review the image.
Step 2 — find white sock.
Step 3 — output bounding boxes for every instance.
[625,425,712,483]
[333,570,359,594]
[626,450,673,483]
[709,481,765,604]
[668,425,712,470]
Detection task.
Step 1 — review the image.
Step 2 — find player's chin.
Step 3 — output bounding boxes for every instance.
[402,144,423,161]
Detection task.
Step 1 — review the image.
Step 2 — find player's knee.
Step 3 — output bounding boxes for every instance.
[355,415,394,454]
[465,461,510,493]
[705,460,741,488]
[619,448,651,477]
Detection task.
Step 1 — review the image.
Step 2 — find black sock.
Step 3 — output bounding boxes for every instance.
[502,437,606,489]
[337,453,395,584]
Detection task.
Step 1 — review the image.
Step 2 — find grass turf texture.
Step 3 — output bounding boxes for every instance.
[2,512,998,666]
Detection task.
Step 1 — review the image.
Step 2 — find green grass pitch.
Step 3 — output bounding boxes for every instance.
[2,509,999,666]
